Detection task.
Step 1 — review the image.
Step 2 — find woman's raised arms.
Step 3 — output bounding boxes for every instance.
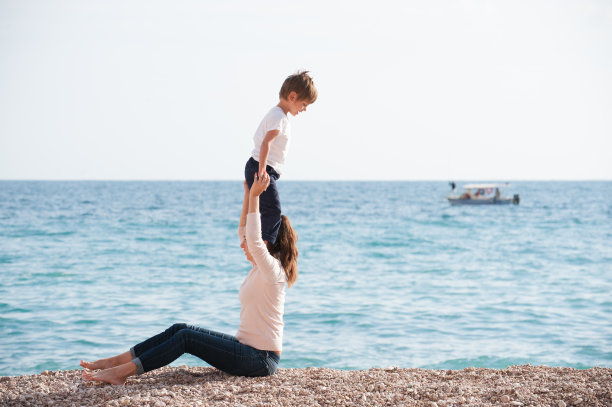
[246,173,284,282]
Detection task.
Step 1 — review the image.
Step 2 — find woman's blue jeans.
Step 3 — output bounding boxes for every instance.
[130,323,280,377]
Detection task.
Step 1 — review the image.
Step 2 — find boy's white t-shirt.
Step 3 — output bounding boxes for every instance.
[251,106,291,175]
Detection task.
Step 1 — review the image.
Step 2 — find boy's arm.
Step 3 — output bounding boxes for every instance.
[258,129,279,176]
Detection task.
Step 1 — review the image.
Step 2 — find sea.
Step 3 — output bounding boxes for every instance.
[0,181,610,377]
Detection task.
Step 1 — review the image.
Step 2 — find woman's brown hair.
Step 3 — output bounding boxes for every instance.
[267,215,298,287]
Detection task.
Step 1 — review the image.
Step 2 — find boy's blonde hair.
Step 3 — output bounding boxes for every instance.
[279,71,318,104]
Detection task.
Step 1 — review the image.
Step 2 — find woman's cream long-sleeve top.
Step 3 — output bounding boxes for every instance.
[235,213,286,352]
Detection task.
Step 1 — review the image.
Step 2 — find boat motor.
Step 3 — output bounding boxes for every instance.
[513,194,520,205]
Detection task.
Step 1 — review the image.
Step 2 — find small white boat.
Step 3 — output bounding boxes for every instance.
[447,183,520,206]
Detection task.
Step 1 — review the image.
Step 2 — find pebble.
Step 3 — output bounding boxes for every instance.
[0,365,609,406]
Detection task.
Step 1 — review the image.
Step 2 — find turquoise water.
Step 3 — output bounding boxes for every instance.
[0,181,610,376]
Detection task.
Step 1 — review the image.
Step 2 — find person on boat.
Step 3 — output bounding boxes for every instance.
[80,172,298,385]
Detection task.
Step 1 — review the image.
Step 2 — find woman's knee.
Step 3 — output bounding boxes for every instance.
[169,323,188,334]
[163,326,192,355]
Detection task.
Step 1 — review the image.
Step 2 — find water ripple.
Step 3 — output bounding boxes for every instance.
[0,181,610,376]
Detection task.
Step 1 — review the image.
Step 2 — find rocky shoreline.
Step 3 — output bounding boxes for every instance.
[1,365,611,406]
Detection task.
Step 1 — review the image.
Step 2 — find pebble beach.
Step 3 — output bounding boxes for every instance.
[1,365,611,406]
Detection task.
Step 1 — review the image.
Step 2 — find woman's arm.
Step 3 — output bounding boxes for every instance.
[238,181,249,243]
[246,173,284,281]
[240,181,249,227]
[248,172,268,215]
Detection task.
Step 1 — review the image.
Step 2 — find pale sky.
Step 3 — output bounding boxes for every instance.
[1,0,611,180]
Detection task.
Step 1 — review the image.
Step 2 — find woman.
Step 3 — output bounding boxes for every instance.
[81,172,298,385]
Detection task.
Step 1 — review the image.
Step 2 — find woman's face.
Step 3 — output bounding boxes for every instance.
[241,240,254,263]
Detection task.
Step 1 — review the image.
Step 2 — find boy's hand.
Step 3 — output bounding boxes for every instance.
[258,164,267,179]
[250,172,270,197]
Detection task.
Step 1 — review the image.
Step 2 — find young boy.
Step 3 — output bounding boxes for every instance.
[244,71,317,244]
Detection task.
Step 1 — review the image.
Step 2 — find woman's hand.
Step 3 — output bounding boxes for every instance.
[243,181,249,195]
[250,172,270,197]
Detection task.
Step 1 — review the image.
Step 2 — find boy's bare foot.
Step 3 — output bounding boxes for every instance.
[82,362,137,385]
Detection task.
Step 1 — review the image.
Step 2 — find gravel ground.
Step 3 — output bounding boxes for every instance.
[1,365,611,406]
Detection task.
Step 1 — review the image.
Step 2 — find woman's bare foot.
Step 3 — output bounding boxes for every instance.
[82,362,137,385]
[80,359,106,370]
[80,351,132,371]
